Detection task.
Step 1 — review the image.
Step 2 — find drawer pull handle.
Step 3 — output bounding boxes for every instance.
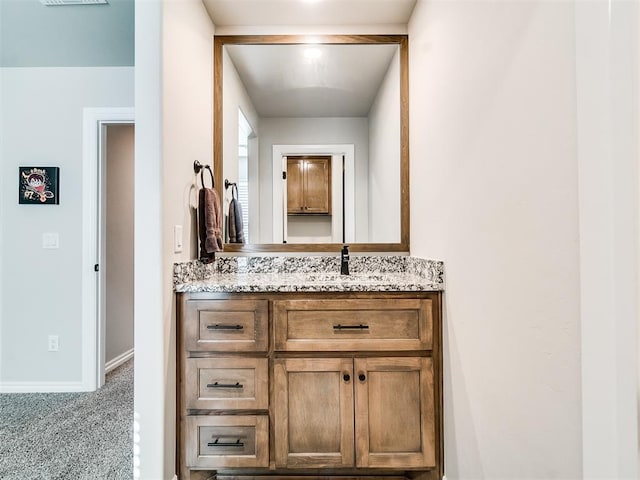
[207,381,244,389]
[208,438,244,447]
[333,324,369,330]
[207,324,244,330]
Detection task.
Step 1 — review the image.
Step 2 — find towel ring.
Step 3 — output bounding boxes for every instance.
[200,165,214,189]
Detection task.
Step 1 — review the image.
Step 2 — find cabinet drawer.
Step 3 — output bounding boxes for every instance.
[183,299,268,352]
[185,415,269,468]
[274,299,432,351]
[185,357,268,410]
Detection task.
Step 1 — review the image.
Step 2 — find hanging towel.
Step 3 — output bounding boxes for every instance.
[228,185,245,244]
[197,167,223,262]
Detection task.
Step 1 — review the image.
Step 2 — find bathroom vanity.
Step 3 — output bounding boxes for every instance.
[175,256,445,480]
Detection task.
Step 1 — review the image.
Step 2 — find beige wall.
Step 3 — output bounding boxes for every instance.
[368,47,400,243]
[162,0,216,477]
[222,46,260,222]
[105,124,134,364]
[409,1,582,477]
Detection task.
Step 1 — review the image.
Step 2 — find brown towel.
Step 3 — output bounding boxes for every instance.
[198,187,223,262]
[228,186,245,244]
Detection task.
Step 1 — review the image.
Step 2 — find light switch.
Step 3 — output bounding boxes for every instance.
[174,225,183,253]
[42,232,59,249]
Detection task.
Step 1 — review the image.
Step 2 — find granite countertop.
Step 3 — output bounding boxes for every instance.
[174,255,444,293]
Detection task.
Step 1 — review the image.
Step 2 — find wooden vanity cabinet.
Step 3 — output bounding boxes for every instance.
[177,291,443,480]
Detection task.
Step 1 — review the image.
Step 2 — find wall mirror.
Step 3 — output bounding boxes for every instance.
[214,34,409,253]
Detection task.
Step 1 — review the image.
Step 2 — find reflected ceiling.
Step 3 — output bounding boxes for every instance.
[226,43,397,117]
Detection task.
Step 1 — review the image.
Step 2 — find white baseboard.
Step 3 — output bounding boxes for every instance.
[0,381,90,393]
[105,348,134,374]
[0,349,134,393]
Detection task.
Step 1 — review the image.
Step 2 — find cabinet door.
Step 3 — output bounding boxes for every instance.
[303,158,331,214]
[354,357,435,469]
[286,156,331,214]
[274,358,354,468]
[286,158,305,214]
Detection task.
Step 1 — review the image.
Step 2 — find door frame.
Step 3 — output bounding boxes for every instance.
[81,107,135,391]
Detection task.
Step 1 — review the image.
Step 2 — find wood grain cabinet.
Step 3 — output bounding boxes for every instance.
[177,292,443,480]
[274,356,434,470]
[286,156,331,215]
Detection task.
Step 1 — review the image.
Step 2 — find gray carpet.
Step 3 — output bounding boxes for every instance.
[0,360,133,480]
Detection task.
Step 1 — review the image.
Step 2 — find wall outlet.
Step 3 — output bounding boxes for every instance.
[48,335,59,352]
[42,232,59,249]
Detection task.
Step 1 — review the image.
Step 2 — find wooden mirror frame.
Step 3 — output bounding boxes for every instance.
[214,34,409,253]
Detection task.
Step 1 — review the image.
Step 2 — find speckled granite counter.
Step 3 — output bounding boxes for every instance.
[174,255,444,293]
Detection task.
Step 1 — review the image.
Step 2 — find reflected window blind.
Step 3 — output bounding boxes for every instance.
[237,150,249,243]
[237,108,253,243]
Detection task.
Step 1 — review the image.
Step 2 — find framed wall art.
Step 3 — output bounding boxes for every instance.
[19,166,60,205]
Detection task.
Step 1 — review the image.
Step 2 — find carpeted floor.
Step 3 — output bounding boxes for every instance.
[0,360,133,480]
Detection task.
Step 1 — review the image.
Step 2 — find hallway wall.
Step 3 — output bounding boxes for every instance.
[0,66,134,388]
[105,124,134,365]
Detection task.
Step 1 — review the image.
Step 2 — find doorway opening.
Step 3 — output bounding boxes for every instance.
[101,124,135,380]
[81,108,135,391]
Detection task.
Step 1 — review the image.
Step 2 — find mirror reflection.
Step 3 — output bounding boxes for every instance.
[218,36,406,250]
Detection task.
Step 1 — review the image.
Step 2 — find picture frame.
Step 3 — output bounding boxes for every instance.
[19,166,60,205]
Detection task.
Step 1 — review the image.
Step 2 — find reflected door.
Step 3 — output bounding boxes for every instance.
[286,156,331,215]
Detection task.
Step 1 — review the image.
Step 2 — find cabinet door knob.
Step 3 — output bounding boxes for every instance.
[343,373,350,382]
[358,373,366,382]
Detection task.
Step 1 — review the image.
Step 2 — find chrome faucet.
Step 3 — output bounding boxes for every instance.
[340,245,350,275]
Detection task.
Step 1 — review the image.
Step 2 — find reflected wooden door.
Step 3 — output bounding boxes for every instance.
[304,158,331,214]
[286,158,305,214]
[286,156,331,214]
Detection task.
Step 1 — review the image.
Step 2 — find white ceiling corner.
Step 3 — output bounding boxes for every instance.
[201,0,417,27]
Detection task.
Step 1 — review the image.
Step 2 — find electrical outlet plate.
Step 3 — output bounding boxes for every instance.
[42,233,59,249]
[48,335,59,352]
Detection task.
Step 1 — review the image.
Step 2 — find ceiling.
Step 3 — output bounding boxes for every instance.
[202,0,417,27]
[213,0,415,118]
[0,0,133,67]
